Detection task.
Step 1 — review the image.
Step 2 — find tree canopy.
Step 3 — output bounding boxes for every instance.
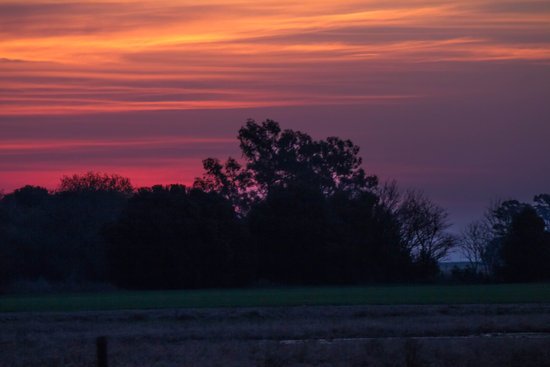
[194,119,378,212]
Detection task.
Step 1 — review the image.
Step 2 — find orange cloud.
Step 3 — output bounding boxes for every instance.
[1,0,549,115]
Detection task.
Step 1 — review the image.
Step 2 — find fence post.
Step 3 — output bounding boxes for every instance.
[97,336,108,367]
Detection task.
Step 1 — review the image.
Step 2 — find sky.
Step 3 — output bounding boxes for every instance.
[1,0,549,230]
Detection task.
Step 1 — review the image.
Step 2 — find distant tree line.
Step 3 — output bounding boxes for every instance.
[0,120,548,291]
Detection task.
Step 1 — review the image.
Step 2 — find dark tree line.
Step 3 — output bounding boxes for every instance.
[192,120,455,284]
[0,177,129,289]
[1,119,547,292]
[105,185,254,289]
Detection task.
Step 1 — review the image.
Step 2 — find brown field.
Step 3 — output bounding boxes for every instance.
[2,304,550,366]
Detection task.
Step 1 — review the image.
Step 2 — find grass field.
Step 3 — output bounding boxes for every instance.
[2,283,550,312]
[2,304,550,366]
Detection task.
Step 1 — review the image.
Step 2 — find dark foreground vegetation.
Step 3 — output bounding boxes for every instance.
[2,304,550,366]
[1,119,549,291]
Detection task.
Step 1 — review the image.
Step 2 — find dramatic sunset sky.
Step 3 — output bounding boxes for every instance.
[1,0,549,228]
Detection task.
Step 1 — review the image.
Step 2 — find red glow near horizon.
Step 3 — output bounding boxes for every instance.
[0,166,198,193]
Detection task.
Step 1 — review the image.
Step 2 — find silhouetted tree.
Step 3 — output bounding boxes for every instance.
[396,190,455,264]
[237,119,377,197]
[497,207,550,281]
[462,196,550,279]
[197,120,456,283]
[193,157,256,213]
[456,201,507,278]
[459,220,493,276]
[198,119,377,203]
[105,185,253,289]
[488,199,529,238]
[378,183,456,276]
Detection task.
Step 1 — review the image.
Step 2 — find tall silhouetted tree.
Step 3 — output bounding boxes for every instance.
[197,119,455,283]
[197,119,378,202]
[237,119,377,196]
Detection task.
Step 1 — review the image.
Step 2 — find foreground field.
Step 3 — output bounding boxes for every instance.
[1,304,550,366]
[2,285,550,366]
[2,283,550,312]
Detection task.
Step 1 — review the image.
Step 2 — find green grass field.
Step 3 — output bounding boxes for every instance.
[1,283,550,312]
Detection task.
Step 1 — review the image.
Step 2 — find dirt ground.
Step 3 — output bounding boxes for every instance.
[1,304,550,366]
